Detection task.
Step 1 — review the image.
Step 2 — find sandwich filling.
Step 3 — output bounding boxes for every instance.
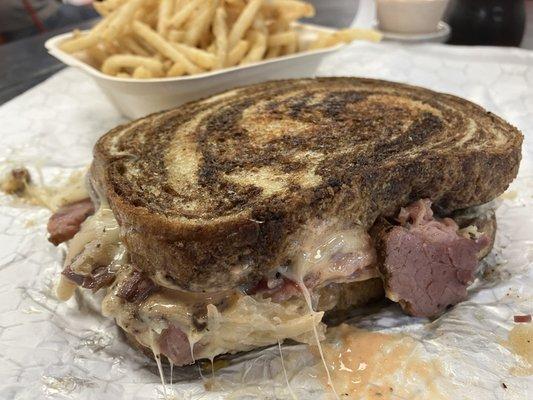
[50,181,494,366]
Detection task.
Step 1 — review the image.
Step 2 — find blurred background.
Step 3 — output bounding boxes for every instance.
[0,0,532,103]
[1,0,531,46]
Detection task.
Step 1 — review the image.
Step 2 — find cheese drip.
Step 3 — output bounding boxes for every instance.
[56,189,373,382]
[56,199,124,301]
[280,220,374,400]
[102,264,325,362]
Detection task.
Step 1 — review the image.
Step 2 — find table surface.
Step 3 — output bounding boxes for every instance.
[0,20,94,105]
[0,0,532,106]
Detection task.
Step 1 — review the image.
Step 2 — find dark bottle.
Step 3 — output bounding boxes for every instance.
[445,0,526,46]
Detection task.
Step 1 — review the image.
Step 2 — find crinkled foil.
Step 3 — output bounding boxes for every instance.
[0,42,532,399]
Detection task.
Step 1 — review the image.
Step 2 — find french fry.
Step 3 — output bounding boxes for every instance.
[206,43,216,54]
[307,32,327,50]
[157,0,174,36]
[102,0,144,41]
[213,6,228,68]
[199,29,212,49]
[144,7,159,28]
[169,0,203,29]
[265,46,280,59]
[267,31,297,47]
[174,0,186,9]
[167,61,186,76]
[59,17,111,53]
[133,65,154,78]
[132,21,202,74]
[60,33,99,53]
[141,0,161,27]
[121,36,152,56]
[133,35,157,55]
[240,31,266,65]
[167,30,185,42]
[102,54,164,76]
[333,28,383,43]
[283,36,297,55]
[173,43,217,69]
[93,1,110,16]
[270,0,315,20]
[225,39,249,67]
[86,45,109,67]
[103,39,121,54]
[110,0,130,10]
[264,18,285,59]
[225,0,245,26]
[253,11,268,33]
[93,0,127,16]
[225,0,247,16]
[60,0,381,79]
[309,28,382,50]
[228,0,263,48]
[268,18,290,34]
[184,0,216,47]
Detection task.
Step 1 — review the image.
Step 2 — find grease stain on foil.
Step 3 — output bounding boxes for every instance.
[317,324,445,399]
[504,323,533,376]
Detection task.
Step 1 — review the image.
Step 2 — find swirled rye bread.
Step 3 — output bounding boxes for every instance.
[51,77,522,366]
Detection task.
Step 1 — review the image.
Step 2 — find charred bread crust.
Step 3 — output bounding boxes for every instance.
[91,77,522,292]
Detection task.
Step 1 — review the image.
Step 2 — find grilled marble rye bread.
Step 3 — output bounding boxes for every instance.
[91,77,522,292]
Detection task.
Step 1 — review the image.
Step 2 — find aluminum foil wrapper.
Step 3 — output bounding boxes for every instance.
[0,42,532,399]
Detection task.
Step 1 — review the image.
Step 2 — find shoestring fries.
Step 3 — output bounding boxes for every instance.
[59,0,382,79]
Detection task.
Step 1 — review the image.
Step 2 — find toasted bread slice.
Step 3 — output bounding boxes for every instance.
[91,78,522,292]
